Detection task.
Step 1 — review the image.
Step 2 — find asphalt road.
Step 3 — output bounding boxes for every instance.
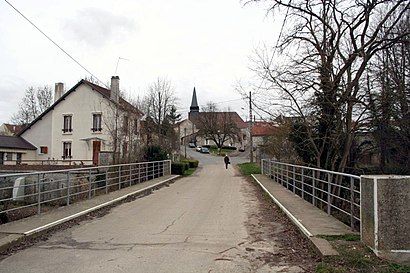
[0,153,309,273]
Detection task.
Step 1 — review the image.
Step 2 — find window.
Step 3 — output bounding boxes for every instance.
[123,115,129,133]
[63,142,72,159]
[6,153,12,161]
[40,146,48,154]
[134,119,139,135]
[16,153,22,165]
[92,113,102,132]
[63,115,73,133]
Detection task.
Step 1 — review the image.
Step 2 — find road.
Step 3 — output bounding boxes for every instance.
[0,152,314,273]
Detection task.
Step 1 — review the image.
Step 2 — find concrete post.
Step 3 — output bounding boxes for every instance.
[361,175,410,265]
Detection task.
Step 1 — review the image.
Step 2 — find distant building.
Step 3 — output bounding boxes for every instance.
[0,123,26,136]
[177,88,248,148]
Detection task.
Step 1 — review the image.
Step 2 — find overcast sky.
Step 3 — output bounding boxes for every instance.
[0,0,279,124]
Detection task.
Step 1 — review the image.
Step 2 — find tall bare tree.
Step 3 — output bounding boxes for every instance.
[12,85,53,125]
[142,77,178,151]
[249,0,409,172]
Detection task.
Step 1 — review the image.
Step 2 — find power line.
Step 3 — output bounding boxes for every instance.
[4,0,107,87]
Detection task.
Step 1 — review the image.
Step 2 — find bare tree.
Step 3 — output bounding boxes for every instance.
[142,77,178,152]
[11,85,53,125]
[196,103,240,149]
[248,0,409,172]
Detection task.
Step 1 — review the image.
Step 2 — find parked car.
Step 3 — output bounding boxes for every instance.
[188,142,196,148]
[200,147,209,153]
[239,147,245,152]
[196,146,202,152]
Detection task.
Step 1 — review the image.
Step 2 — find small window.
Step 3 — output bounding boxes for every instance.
[16,153,22,165]
[6,153,12,161]
[92,113,102,132]
[63,142,72,159]
[134,119,139,135]
[63,115,73,133]
[40,146,48,154]
[123,115,129,133]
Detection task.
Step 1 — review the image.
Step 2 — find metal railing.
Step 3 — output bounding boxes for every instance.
[0,160,171,219]
[262,160,360,230]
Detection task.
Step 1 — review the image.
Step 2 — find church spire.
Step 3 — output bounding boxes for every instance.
[190,87,199,113]
[189,87,199,121]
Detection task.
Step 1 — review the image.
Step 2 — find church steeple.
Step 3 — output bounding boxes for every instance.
[189,87,199,120]
[190,87,199,113]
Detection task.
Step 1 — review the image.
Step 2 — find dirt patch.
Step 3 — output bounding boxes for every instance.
[231,166,319,272]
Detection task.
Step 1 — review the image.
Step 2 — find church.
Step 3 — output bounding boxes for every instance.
[176,88,249,149]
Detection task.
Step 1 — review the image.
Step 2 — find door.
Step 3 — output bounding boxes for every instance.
[92,141,101,165]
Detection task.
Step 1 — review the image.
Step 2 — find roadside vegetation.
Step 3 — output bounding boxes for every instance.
[171,159,199,176]
[316,237,410,273]
[237,162,261,176]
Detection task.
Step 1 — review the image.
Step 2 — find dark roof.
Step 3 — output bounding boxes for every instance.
[18,79,143,136]
[0,135,36,150]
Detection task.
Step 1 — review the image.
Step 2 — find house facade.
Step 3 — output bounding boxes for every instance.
[17,77,143,165]
[0,135,36,165]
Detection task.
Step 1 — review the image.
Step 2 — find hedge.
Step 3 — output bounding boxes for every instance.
[171,162,189,175]
[182,160,199,168]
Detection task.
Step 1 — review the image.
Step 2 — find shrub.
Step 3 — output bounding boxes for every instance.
[171,162,189,175]
[222,146,237,150]
[183,160,199,168]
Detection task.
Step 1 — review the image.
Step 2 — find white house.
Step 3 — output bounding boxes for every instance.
[17,76,143,165]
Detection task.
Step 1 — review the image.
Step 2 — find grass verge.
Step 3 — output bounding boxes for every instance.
[237,162,261,176]
[315,236,410,272]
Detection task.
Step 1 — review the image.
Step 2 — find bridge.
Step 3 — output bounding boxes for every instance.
[0,149,408,272]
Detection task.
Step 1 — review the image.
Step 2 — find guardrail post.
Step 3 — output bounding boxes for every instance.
[286,164,289,189]
[105,168,108,194]
[293,165,296,193]
[312,170,316,207]
[66,171,70,205]
[129,165,132,187]
[327,173,332,215]
[118,166,121,190]
[37,173,41,214]
[88,169,92,199]
[350,177,354,230]
[301,168,305,200]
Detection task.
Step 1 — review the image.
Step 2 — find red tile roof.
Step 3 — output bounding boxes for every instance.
[252,122,276,136]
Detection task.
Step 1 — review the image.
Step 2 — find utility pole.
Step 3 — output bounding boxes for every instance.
[249,91,253,163]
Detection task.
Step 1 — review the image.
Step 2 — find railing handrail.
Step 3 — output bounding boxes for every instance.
[261,159,361,231]
[0,160,172,178]
[262,159,360,180]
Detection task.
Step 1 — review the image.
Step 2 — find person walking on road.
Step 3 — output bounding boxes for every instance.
[224,154,230,169]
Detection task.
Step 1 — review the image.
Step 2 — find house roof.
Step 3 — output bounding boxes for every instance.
[252,122,276,136]
[1,123,26,135]
[18,79,143,136]
[0,135,37,150]
[190,112,248,129]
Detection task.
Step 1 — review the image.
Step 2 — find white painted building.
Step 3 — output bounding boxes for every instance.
[17,77,143,165]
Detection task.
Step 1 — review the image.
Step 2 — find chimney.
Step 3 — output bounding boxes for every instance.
[110,76,120,103]
[54,82,64,102]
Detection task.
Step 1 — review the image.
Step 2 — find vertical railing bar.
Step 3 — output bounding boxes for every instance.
[118,166,121,190]
[129,165,132,187]
[88,169,92,199]
[293,165,296,193]
[350,176,354,230]
[37,173,41,214]
[105,168,108,194]
[312,170,316,207]
[66,171,70,206]
[301,168,305,200]
[327,173,332,215]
